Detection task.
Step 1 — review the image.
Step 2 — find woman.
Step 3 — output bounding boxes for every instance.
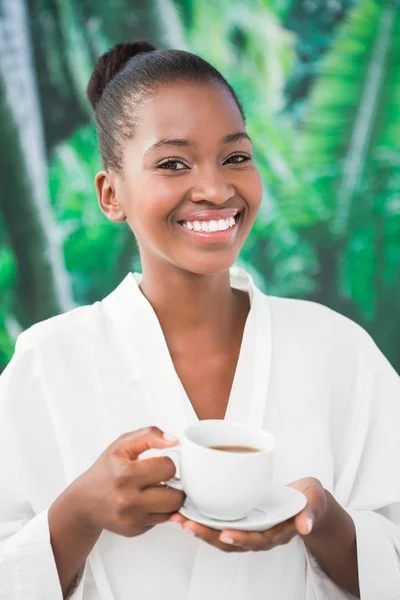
[0,41,399,600]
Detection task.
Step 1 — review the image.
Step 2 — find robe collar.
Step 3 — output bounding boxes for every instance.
[101,267,271,437]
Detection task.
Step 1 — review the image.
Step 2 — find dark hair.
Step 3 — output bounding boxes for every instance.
[87,41,245,172]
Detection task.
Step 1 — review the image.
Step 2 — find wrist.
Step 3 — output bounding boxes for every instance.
[48,475,103,598]
[50,475,103,539]
[303,490,355,548]
[299,490,359,596]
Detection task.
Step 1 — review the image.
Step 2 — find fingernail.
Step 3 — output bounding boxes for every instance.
[163,433,178,442]
[305,517,313,534]
[183,527,196,536]
[219,534,235,545]
[169,513,181,522]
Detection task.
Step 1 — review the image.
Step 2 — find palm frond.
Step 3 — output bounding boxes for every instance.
[298,0,400,237]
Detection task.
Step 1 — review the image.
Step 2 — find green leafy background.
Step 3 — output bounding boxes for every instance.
[0,0,399,372]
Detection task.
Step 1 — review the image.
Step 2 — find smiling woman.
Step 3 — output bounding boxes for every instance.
[0,39,400,600]
[89,43,262,278]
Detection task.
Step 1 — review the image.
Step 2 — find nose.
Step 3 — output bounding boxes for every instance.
[189,166,235,205]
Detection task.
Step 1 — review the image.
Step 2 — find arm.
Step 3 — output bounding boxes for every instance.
[301,325,400,598]
[0,341,79,600]
[0,334,184,599]
[303,490,359,597]
[48,484,102,598]
[172,476,360,596]
[48,428,184,598]
[170,321,400,597]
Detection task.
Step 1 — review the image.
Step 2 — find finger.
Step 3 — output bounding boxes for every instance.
[115,456,178,488]
[288,477,321,495]
[182,521,245,553]
[219,521,297,551]
[113,427,179,461]
[137,457,179,487]
[289,479,326,536]
[145,512,176,527]
[141,485,185,513]
[294,508,314,536]
[169,513,186,526]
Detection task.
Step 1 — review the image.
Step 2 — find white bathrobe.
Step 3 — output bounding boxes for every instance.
[0,268,399,600]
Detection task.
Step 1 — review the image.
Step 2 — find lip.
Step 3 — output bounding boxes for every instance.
[176,207,241,223]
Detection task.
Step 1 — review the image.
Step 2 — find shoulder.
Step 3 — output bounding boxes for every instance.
[14,274,136,358]
[15,301,104,359]
[267,295,366,340]
[265,295,379,367]
[264,295,398,414]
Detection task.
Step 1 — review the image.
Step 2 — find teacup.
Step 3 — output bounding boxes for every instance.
[161,419,275,521]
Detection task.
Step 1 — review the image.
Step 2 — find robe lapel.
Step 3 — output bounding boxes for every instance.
[247,286,272,428]
[101,273,188,437]
[224,282,272,428]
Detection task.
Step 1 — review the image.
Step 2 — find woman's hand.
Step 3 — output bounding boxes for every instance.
[169,477,327,553]
[65,427,186,538]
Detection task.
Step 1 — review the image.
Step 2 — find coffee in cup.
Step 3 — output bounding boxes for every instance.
[209,445,260,452]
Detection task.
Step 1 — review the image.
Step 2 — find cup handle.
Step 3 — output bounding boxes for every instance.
[160,447,184,490]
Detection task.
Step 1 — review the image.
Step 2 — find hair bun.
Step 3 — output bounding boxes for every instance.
[87,41,156,110]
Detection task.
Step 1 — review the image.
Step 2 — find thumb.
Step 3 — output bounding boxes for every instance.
[294,507,314,536]
[114,426,179,461]
[289,477,326,536]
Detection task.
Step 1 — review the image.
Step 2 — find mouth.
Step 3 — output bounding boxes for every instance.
[176,211,243,243]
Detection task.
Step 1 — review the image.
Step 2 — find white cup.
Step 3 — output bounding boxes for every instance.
[161,420,275,521]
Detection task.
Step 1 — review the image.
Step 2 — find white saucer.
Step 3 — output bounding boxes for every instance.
[180,486,307,532]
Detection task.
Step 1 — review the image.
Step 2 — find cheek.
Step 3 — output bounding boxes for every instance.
[253,171,264,204]
[125,178,176,228]
[239,169,263,213]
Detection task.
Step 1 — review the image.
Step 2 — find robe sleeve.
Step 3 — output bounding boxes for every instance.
[344,330,400,599]
[309,324,400,599]
[0,332,92,599]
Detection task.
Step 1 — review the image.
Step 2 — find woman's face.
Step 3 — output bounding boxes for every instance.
[98,80,263,276]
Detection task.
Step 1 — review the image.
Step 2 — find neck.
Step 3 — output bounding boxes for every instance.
[139,261,246,341]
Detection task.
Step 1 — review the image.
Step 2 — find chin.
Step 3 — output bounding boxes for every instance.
[175,254,239,277]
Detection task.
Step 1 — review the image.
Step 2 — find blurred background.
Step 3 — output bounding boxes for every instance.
[0,0,399,373]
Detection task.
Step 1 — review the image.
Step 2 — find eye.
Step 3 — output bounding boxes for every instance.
[158,159,188,171]
[224,153,252,165]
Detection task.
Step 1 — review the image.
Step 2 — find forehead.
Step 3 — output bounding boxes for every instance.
[133,81,245,148]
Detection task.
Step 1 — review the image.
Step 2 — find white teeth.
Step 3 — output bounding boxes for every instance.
[181,215,238,232]
[218,219,227,231]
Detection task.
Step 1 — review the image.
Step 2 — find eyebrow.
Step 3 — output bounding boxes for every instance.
[144,131,252,156]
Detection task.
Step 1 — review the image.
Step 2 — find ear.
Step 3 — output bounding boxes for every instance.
[95,171,126,223]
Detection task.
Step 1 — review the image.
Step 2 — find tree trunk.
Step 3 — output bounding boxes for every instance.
[27,0,89,152]
[27,0,187,154]
[0,0,74,327]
